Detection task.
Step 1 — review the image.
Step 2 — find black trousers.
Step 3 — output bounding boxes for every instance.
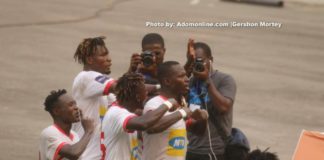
[186,151,224,160]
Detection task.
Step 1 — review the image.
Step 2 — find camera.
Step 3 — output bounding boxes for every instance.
[194,57,205,72]
[141,50,154,67]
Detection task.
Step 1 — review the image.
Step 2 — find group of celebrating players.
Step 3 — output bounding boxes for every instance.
[39,33,245,160]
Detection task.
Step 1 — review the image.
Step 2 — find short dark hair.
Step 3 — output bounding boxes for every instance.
[194,42,212,59]
[245,148,279,160]
[142,33,164,48]
[44,89,67,114]
[115,73,144,104]
[225,145,249,160]
[157,61,180,83]
[74,36,106,65]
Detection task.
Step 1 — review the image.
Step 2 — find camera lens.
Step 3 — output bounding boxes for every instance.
[194,63,204,72]
[142,57,153,67]
[141,51,154,67]
[194,58,205,72]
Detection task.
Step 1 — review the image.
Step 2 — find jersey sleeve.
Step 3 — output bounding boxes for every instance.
[107,107,137,133]
[82,71,115,98]
[143,97,163,114]
[42,130,67,160]
[70,131,80,142]
[218,74,237,102]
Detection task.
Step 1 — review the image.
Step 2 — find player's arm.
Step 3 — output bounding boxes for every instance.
[126,99,178,131]
[59,117,94,160]
[146,107,192,134]
[83,73,116,98]
[145,84,161,95]
[186,109,208,136]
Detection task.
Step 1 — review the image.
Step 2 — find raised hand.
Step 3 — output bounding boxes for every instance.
[187,38,195,63]
[81,111,94,134]
[128,53,142,73]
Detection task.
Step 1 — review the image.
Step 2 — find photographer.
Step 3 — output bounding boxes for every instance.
[185,41,237,160]
[128,33,166,85]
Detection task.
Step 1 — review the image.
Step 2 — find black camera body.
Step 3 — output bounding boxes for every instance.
[141,50,154,67]
[194,57,205,72]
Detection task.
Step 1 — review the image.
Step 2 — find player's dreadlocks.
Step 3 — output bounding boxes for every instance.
[44,89,67,114]
[115,73,145,104]
[74,36,106,64]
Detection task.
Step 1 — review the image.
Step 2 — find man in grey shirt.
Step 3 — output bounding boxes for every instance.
[185,41,237,160]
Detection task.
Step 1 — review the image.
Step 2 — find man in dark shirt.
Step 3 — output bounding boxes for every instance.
[186,41,237,160]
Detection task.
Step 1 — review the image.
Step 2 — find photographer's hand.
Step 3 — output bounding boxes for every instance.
[184,39,195,77]
[128,53,142,73]
[187,38,195,62]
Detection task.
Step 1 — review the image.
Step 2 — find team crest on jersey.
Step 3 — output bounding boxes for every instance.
[167,129,186,156]
[95,75,109,84]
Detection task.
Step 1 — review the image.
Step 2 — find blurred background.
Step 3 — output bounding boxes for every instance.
[0,0,323,159]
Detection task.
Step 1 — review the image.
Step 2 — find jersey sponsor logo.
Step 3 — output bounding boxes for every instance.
[167,129,186,157]
[169,137,185,149]
[95,75,109,84]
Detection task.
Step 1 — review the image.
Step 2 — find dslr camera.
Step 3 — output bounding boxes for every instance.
[141,50,154,67]
[194,57,205,72]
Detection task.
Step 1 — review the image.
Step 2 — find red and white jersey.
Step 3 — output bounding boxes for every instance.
[71,71,116,160]
[142,96,187,160]
[101,105,141,160]
[39,124,80,160]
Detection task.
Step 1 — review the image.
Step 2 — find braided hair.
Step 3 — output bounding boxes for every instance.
[74,36,106,65]
[115,73,145,104]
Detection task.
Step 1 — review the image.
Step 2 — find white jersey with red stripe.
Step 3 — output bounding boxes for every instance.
[142,96,187,160]
[39,124,80,160]
[101,105,141,160]
[71,71,116,160]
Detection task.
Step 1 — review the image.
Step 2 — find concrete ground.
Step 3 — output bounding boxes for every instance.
[0,0,323,159]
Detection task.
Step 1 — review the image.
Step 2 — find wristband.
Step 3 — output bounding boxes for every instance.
[155,84,161,89]
[163,100,173,110]
[178,109,187,118]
